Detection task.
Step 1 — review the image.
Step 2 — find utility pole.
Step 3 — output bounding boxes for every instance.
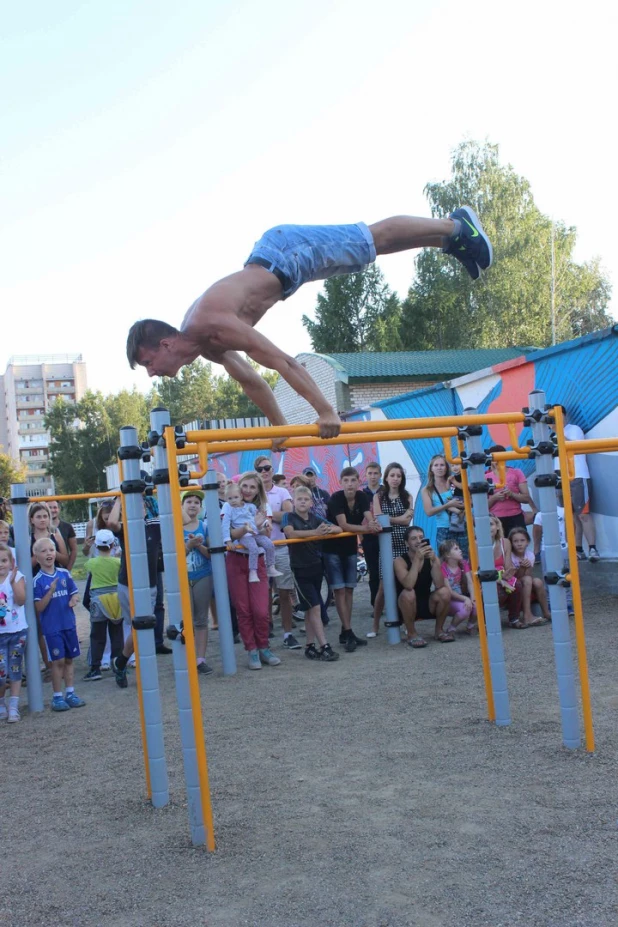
[551,221,556,345]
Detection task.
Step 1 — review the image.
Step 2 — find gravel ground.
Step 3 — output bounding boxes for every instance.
[3,572,618,927]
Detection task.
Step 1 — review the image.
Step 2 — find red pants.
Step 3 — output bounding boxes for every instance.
[225,553,270,651]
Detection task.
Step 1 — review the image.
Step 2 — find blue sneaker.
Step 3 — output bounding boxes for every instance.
[65,691,86,708]
[112,657,128,689]
[247,649,261,671]
[443,206,493,280]
[51,695,70,712]
[259,648,281,666]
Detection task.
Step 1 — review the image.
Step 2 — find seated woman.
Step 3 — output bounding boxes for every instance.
[489,515,524,629]
[508,527,550,627]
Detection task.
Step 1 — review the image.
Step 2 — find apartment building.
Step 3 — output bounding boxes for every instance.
[0,354,87,496]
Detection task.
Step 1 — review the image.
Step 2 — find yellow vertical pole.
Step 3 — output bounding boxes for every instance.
[552,407,595,753]
[117,459,152,800]
[460,463,496,722]
[166,428,216,850]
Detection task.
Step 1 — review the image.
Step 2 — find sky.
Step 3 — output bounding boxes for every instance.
[2,0,616,397]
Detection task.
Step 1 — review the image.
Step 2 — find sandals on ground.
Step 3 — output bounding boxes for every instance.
[436,631,456,643]
[408,636,427,649]
[509,619,526,629]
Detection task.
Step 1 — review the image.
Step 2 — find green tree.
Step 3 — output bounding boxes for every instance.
[45,393,116,520]
[153,358,278,424]
[401,140,612,349]
[302,264,403,353]
[105,388,151,441]
[0,453,27,499]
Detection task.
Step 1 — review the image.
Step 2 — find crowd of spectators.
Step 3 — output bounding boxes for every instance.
[0,425,603,717]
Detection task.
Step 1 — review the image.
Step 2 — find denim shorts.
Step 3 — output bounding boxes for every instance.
[245,222,376,299]
[323,552,358,589]
[0,631,27,683]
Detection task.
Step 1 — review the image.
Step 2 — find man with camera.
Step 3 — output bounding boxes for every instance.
[394,527,452,648]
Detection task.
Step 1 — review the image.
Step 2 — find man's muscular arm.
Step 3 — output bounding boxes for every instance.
[220,351,289,426]
[194,314,341,438]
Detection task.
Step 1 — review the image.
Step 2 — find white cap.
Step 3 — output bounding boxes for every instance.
[94,529,115,548]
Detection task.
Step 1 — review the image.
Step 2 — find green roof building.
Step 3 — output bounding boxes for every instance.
[273,348,538,423]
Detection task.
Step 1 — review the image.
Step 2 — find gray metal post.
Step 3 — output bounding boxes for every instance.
[527,389,581,749]
[460,411,511,726]
[203,461,236,675]
[376,515,400,645]
[149,408,206,844]
[10,484,44,713]
[119,426,169,807]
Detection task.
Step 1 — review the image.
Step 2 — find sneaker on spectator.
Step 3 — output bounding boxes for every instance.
[339,630,357,653]
[51,695,71,712]
[576,549,587,561]
[65,691,86,708]
[100,663,111,671]
[197,662,214,675]
[247,649,261,670]
[7,705,20,723]
[588,546,600,563]
[283,634,301,650]
[83,668,103,681]
[304,643,320,660]
[112,657,128,689]
[259,648,281,666]
[292,608,306,621]
[319,644,340,662]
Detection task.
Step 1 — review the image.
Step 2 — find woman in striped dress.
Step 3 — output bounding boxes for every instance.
[367,462,413,637]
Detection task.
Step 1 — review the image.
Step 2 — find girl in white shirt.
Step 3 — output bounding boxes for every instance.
[0,543,28,722]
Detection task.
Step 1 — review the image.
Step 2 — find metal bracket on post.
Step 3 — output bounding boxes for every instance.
[460,408,511,727]
[528,389,581,749]
[10,484,44,714]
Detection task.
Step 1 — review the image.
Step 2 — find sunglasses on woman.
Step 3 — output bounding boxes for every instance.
[256,465,272,473]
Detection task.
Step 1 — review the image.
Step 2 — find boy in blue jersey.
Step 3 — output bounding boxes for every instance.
[33,538,86,712]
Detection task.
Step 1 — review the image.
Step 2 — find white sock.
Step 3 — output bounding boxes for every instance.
[53,691,63,698]
[66,686,74,695]
[9,696,19,709]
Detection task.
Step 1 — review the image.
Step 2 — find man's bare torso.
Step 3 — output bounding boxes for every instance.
[180,265,283,359]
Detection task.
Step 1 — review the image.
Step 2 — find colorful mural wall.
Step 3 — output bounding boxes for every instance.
[209,326,618,557]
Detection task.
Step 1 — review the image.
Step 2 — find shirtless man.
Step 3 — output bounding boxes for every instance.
[127,208,492,439]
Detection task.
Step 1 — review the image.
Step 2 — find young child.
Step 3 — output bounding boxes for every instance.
[221,483,282,583]
[33,538,86,712]
[83,529,123,681]
[0,543,27,723]
[0,521,15,561]
[508,527,551,626]
[282,486,341,661]
[490,515,524,628]
[439,539,477,634]
[182,489,214,675]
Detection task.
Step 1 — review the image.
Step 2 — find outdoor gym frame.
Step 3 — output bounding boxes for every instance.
[10,389,617,852]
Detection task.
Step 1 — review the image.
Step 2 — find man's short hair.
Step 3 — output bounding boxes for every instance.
[293,485,312,498]
[488,444,506,454]
[340,466,359,480]
[253,455,271,469]
[126,319,179,369]
[365,461,381,472]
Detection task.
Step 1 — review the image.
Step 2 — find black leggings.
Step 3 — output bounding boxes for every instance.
[89,620,125,669]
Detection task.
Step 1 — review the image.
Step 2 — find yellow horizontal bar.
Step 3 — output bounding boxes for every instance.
[186,412,526,444]
[27,490,120,503]
[566,438,618,454]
